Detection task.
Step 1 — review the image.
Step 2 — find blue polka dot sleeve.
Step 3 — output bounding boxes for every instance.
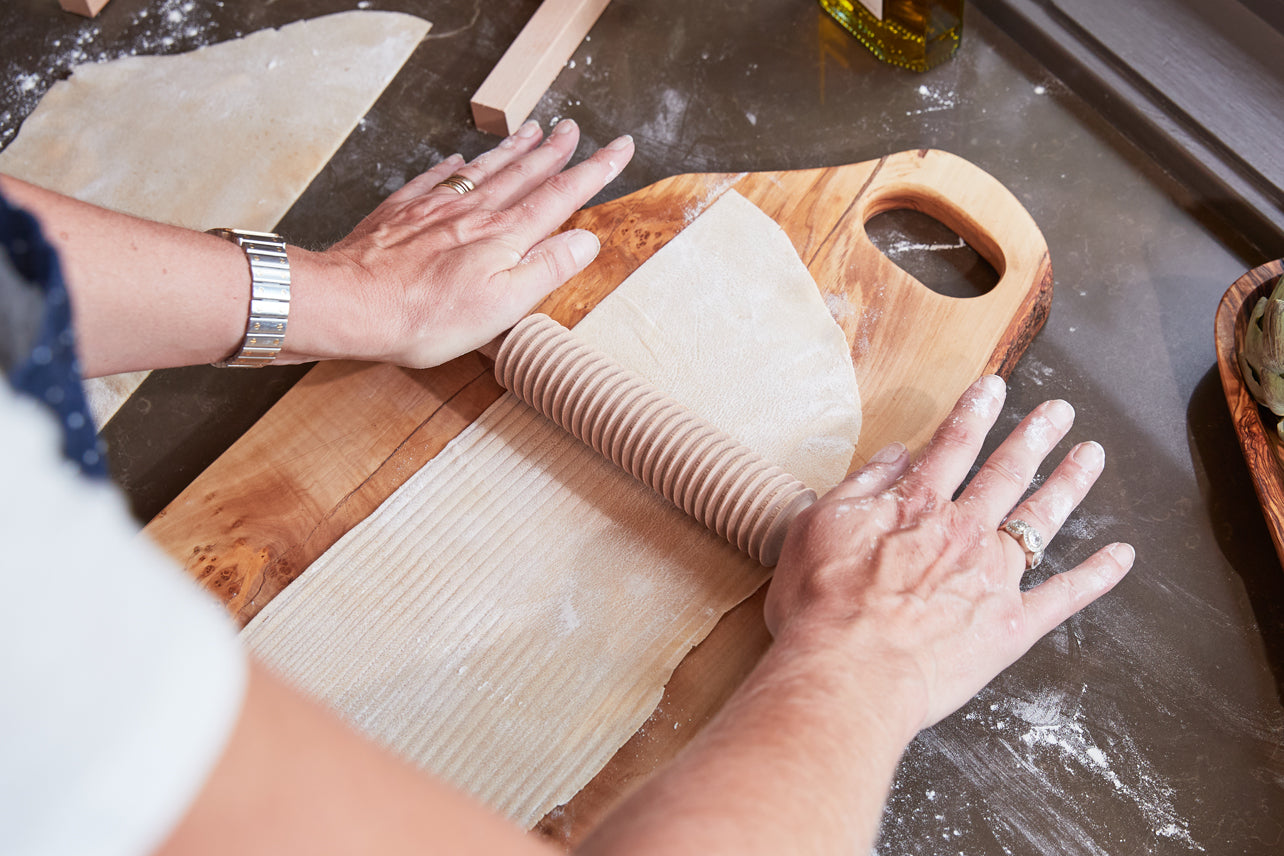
[1,192,109,479]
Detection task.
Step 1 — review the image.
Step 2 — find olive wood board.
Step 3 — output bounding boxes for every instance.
[1215,257,1284,569]
[143,148,1052,846]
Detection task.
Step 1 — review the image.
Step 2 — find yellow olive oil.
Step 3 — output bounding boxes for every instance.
[818,0,963,71]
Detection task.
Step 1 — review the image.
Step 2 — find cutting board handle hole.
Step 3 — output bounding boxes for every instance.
[865,209,999,299]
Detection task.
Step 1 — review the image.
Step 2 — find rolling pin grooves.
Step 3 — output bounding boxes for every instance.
[494,313,816,566]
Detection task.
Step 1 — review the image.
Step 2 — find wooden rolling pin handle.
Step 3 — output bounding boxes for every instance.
[492,313,817,566]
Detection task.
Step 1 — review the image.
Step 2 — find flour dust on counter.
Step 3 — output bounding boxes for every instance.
[0,10,430,231]
[876,669,1205,856]
[1,0,221,147]
[906,82,959,117]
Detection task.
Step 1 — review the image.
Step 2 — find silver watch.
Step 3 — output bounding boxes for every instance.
[208,228,291,368]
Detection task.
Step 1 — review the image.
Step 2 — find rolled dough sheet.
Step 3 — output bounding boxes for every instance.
[0,10,431,426]
[241,190,862,828]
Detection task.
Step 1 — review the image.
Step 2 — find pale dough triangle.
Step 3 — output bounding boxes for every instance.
[241,190,861,828]
[0,11,431,426]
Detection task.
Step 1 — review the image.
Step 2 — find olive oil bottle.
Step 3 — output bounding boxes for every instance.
[818,0,963,71]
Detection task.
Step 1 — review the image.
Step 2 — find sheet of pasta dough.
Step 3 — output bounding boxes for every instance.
[242,190,862,827]
[0,10,431,426]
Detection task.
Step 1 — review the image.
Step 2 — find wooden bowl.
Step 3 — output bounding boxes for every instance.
[1215,258,1284,565]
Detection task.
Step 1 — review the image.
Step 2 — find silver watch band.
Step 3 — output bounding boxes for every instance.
[208,228,291,368]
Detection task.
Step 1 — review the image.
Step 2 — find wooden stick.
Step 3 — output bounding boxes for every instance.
[471,0,611,136]
[58,0,111,18]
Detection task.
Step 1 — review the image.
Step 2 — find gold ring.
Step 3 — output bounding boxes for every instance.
[435,174,476,195]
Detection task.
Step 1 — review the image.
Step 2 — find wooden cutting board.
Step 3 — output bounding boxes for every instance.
[144,148,1051,844]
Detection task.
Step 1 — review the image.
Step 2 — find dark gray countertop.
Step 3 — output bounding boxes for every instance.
[3,1,1281,853]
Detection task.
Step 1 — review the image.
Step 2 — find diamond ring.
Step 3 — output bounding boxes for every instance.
[1001,518,1045,570]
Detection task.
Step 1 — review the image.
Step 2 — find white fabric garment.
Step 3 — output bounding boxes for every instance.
[0,385,246,856]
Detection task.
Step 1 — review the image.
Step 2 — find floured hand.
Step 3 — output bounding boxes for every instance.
[765,374,1135,738]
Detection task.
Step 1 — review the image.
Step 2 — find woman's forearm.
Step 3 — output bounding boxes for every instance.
[0,174,258,376]
[163,643,914,856]
[578,635,921,855]
[1,120,635,377]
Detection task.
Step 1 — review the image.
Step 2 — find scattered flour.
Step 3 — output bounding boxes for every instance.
[679,171,748,227]
[1007,687,1203,851]
[2,0,220,146]
[825,291,858,329]
[880,235,968,257]
[1020,412,1058,451]
[638,87,691,150]
[906,82,958,117]
[875,682,1205,855]
[1014,352,1058,388]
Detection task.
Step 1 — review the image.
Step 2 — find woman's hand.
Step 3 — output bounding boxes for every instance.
[0,120,632,375]
[291,119,634,368]
[764,374,1135,739]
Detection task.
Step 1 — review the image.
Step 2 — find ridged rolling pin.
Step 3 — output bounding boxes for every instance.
[481,313,818,567]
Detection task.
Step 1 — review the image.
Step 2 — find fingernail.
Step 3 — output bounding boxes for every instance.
[1108,542,1135,567]
[977,374,1006,399]
[553,118,578,136]
[1044,399,1075,431]
[567,230,600,266]
[515,119,541,139]
[1071,440,1104,468]
[445,153,464,165]
[606,134,633,151]
[966,374,1005,417]
[869,441,906,465]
